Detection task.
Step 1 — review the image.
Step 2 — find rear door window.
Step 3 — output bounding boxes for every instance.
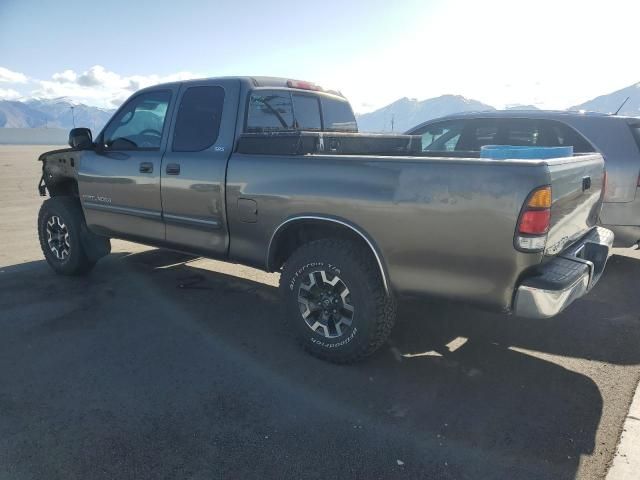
[457,119,499,150]
[418,121,465,151]
[172,86,225,152]
[503,119,542,146]
[320,97,357,132]
[246,91,294,132]
[292,94,321,130]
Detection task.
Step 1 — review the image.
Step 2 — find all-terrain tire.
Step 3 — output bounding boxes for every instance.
[38,197,96,275]
[280,238,396,363]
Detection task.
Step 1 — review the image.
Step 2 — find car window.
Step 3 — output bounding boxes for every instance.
[457,119,499,150]
[544,121,595,153]
[103,90,171,150]
[418,121,464,151]
[503,119,542,146]
[320,97,357,132]
[629,123,640,153]
[292,94,322,130]
[172,86,225,152]
[246,91,294,132]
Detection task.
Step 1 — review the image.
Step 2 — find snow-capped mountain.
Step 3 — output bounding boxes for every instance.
[0,97,114,132]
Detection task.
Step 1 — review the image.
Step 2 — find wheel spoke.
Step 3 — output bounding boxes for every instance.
[297,269,355,340]
[45,215,70,261]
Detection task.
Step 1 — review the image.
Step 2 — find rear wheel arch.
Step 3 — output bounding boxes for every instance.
[267,216,391,295]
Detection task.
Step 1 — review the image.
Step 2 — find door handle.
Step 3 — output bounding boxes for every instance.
[139,162,153,173]
[166,163,181,175]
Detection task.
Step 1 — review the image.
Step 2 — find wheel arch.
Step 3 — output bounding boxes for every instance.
[267,215,391,295]
[46,177,79,197]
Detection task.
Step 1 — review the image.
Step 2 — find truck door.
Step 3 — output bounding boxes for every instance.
[79,87,177,241]
[160,79,240,256]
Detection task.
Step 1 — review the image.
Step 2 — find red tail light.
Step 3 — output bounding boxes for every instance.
[515,185,552,251]
[519,210,551,234]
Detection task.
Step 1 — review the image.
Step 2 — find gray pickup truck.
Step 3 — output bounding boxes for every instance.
[36,76,613,363]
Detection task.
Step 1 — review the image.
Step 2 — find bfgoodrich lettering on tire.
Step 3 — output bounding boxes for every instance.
[280,238,396,363]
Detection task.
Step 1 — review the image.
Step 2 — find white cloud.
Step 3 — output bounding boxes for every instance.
[52,69,77,83]
[0,66,28,84]
[32,65,199,108]
[0,88,21,100]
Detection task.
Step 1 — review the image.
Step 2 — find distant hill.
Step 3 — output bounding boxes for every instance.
[356,95,495,133]
[505,104,540,111]
[0,98,114,133]
[570,82,640,116]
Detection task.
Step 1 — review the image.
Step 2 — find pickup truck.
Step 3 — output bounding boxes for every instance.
[36,76,613,363]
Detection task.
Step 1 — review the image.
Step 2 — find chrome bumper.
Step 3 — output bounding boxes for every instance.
[513,227,614,319]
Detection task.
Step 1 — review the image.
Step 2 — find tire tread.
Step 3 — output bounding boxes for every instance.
[280,238,396,364]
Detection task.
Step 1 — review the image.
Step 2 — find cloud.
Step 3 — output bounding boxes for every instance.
[0,66,28,84]
[0,88,21,100]
[33,65,199,108]
[52,69,77,83]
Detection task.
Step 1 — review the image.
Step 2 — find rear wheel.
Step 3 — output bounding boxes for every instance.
[38,197,96,275]
[280,239,396,363]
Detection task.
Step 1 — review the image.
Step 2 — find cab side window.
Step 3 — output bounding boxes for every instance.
[418,121,464,151]
[172,86,225,152]
[102,90,171,150]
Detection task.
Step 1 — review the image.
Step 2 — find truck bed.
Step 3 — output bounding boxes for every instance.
[226,150,604,311]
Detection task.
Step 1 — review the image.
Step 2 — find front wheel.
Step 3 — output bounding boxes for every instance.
[38,197,96,275]
[280,239,396,363]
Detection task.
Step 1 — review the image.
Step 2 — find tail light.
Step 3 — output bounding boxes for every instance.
[515,185,552,252]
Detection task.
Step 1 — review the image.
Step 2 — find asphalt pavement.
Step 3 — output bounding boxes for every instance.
[1,145,639,479]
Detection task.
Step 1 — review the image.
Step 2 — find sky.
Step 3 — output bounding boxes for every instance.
[0,0,639,113]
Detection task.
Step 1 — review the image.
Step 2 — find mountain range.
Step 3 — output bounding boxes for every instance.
[1,81,638,135]
[0,97,114,132]
[569,82,640,116]
[356,82,640,132]
[356,95,494,133]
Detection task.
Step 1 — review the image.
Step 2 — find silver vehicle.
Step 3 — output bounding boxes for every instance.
[407,111,640,246]
[36,77,612,363]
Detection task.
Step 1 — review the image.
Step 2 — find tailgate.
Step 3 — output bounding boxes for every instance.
[544,153,605,255]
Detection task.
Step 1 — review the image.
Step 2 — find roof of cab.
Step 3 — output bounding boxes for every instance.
[135,76,346,98]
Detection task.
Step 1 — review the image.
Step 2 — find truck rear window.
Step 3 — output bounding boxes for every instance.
[246,90,357,133]
[246,92,294,132]
[292,94,321,130]
[321,97,357,132]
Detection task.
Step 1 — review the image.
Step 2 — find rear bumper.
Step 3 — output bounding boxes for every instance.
[604,224,640,248]
[513,227,614,318]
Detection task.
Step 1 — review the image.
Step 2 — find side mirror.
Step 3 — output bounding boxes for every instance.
[68,128,93,150]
